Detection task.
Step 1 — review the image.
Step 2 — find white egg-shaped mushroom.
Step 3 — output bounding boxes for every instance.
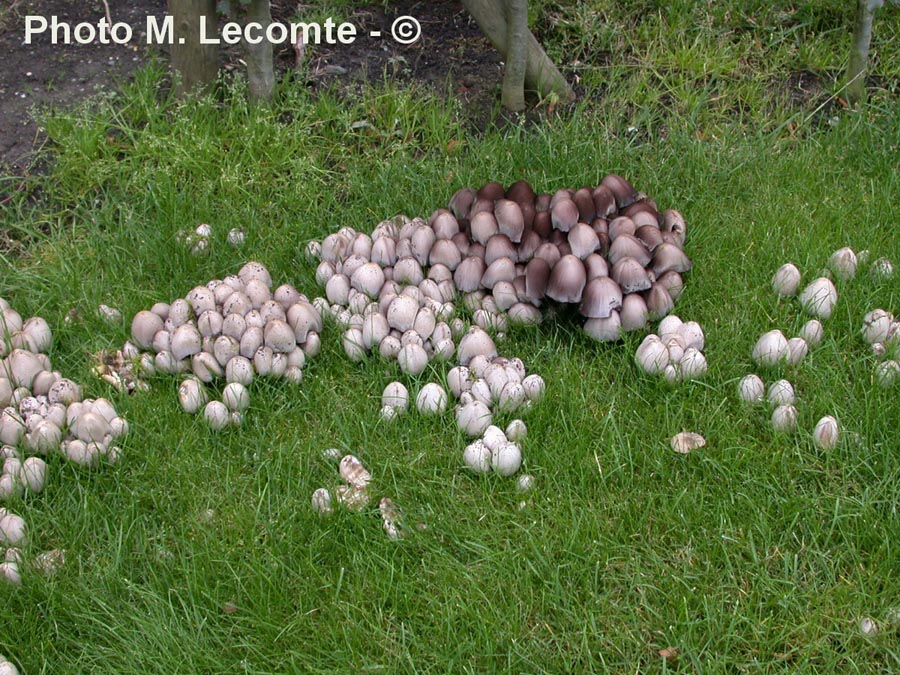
[767,379,795,407]
[752,329,788,367]
[225,356,254,385]
[462,439,492,473]
[861,309,893,344]
[497,381,526,412]
[382,381,409,412]
[505,419,527,442]
[25,420,62,454]
[678,348,707,380]
[20,456,47,493]
[416,383,448,415]
[635,335,669,376]
[351,263,386,299]
[481,425,508,452]
[178,378,208,414]
[455,400,493,437]
[492,442,523,477]
[263,319,296,353]
[456,326,498,366]
[785,337,808,366]
[5,349,44,389]
[799,277,838,319]
[21,316,52,352]
[131,310,164,349]
[397,343,428,376]
[0,511,26,546]
[812,415,839,450]
[875,360,900,387]
[738,374,765,403]
[170,323,202,361]
[772,263,801,296]
[828,247,857,281]
[771,404,798,433]
[799,319,824,348]
[311,487,333,515]
[222,382,250,412]
[447,366,472,398]
[342,328,366,362]
[522,374,545,401]
[386,295,419,333]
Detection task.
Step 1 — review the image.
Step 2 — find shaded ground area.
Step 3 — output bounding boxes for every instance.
[0,0,503,175]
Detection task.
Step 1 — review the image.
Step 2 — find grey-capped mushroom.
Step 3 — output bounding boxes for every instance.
[875,360,900,387]
[20,316,52,352]
[263,319,296,353]
[767,379,795,407]
[350,263,386,299]
[546,255,586,303]
[131,310,164,350]
[171,323,202,361]
[204,400,230,430]
[6,349,44,389]
[785,337,808,366]
[579,277,623,319]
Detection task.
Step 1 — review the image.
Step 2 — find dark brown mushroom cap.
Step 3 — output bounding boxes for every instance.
[506,179,535,205]
[592,185,617,218]
[449,188,476,220]
[546,254,587,303]
[635,224,664,251]
[620,293,649,331]
[550,198,579,233]
[468,197,495,218]
[477,181,505,202]
[524,258,551,302]
[533,242,562,268]
[568,223,600,259]
[590,217,609,236]
[579,277,623,318]
[611,256,653,293]
[656,270,685,300]
[485,234,517,266]
[595,232,611,257]
[534,193,552,213]
[429,238,462,271]
[650,243,692,277]
[608,216,636,241]
[454,256,487,293]
[608,233,652,267]
[516,230,542,263]
[430,209,460,240]
[644,282,675,320]
[495,199,525,243]
[600,173,638,209]
[532,211,552,239]
[481,257,517,289]
[583,253,610,280]
[573,187,596,223]
[470,211,499,246]
[519,201,536,230]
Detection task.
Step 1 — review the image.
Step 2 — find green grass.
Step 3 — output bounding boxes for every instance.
[2,2,900,672]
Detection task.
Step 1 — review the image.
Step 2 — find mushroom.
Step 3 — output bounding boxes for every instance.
[131,310,164,350]
[771,404,798,433]
[812,415,839,450]
[738,374,765,403]
[204,401,230,430]
[861,309,893,344]
[785,337,808,366]
[828,247,857,281]
[456,327,498,366]
[611,257,652,293]
[767,379,795,407]
[752,330,789,367]
[670,431,705,454]
[382,382,409,412]
[546,255,586,303]
[635,335,669,375]
[772,263,802,297]
[416,383,448,415]
[397,343,428,375]
[455,400,492,437]
[492,442,522,476]
[799,319,824,348]
[583,312,622,342]
[579,277,623,318]
[178,378,208,414]
[463,439,492,473]
[21,316,52,352]
[798,277,838,319]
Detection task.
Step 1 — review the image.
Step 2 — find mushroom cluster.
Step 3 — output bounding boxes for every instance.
[861,308,900,387]
[1,295,128,584]
[126,262,321,426]
[633,315,707,384]
[310,175,691,350]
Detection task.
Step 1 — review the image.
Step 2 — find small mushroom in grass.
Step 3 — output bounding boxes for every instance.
[455,400,492,437]
[861,309,893,344]
[785,337,808,366]
[492,442,522,476]
[381,381,409,412]
[311,487,333,515]
[204,401,229,430]
[875,360,900,387]
[505,419,527,442]
[738,374,765,404]
[0,510,26,546]
[635,335,669,375]
[799,319,824,348]
[397,343,428,375]
[463,439,492,473]
[812,415,839,450]
[767,379,795,407]
[222,382,249,412]
[339,455,371,491]
[799,277,838,319]
[828,247,857,281]
[584,313,622,342]
[752,330,789,367]
[670,431,705,454]
[869,257,893,280]
[178,378,208,414]
[546,255,587,303]
[679,348,707,380]
[772,263,802,297]
[131,310,164,350]
[416,383,448,415]
[522,374,545,401]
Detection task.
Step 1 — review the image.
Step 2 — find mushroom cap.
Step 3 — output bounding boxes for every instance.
[456,326,498,366]
[656,270,685,300]
[620,293,649,331]
[828,247,858,281]
[386,295,419,333]
[495,199,525,243]
[550,198,579,232]
[454,256,487,293]
[607,216,635,241]
[772,263,802,297]
[592,185,617,217]
[799,277,838,319]
[481,257,517,290]
[455,400,493,437]
[572,187,596,223]
[470,211,499,246]
[600,173,637,208]
[812,415,839,449]
[546,255,587,304]
[382,381,409,411]
[568,223,600,259]
[416,383,448,415]
[644,283,674,320]
[264,319,297,353]
[350,262,386,299]
[238,261,273,288]
[752,329,789,367]
[650,243,692,277]
[485,234,517,267]
[131,311,164,350]
[611,256,652,293]
[583,311,622,342]
[449,187,476,219]
[608,234,651,268]
[397,343,428,375]
[171,323,202,361]
[579,277,623,318]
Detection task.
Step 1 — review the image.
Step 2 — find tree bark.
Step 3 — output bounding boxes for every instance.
[501,0,528,111]
[462,0,575,104]
[244,0,275,103]
[846,0,883,105]
[168,0,218,97]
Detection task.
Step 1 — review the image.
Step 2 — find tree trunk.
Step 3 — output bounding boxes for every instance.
[168,0,218,97]
[244,0,275,103]
[462,0,575,104]
[501,0,528,111]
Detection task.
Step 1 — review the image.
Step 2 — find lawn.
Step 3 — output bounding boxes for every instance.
[2,1,900,672]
